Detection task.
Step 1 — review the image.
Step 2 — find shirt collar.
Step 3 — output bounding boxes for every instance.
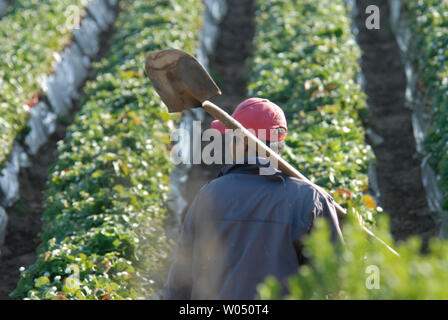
[218,157,282,177]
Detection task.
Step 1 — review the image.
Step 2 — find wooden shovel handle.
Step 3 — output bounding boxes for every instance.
[202,100,400,257]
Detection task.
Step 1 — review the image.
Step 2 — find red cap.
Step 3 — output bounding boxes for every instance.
[211,98,288,141]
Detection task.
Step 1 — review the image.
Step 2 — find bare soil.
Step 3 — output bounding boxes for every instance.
[0,127,65,299]
[354,0,438,245]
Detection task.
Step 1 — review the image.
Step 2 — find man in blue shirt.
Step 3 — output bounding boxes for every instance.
[164,98,343,300]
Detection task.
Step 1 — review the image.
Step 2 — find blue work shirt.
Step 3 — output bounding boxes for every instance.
[164,158,343,300]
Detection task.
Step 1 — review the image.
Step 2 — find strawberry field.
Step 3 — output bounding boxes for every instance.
[0,0,447,301]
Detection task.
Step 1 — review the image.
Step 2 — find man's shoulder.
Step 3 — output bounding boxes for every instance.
[195,175,229,198]
[203,171,322,197]
[282,174,321,194]
[281,175,337,211]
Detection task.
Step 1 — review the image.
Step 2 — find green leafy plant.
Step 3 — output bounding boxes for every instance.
[12,0,201,300]
[258,214,448,299]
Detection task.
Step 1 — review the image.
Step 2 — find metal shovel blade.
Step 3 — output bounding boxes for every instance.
[145,49,222,112]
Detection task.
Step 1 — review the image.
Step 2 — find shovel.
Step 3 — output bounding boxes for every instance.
[145,48,399,257]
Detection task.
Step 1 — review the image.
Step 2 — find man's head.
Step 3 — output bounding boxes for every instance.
[211,98,288,159]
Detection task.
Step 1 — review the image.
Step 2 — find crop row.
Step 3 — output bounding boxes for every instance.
[0,0,118,207]
[249,0,377,223]
[13,0,202,300]
[0,0,86,170]
[406,1,448,212]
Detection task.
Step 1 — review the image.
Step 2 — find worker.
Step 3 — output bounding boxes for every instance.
[163,97,344,300]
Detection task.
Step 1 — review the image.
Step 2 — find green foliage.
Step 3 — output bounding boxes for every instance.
[0,0,86,169]
[406,1,448,210]
[258,214,448,299]
[250,0,377,224]
[12,0,201,300]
